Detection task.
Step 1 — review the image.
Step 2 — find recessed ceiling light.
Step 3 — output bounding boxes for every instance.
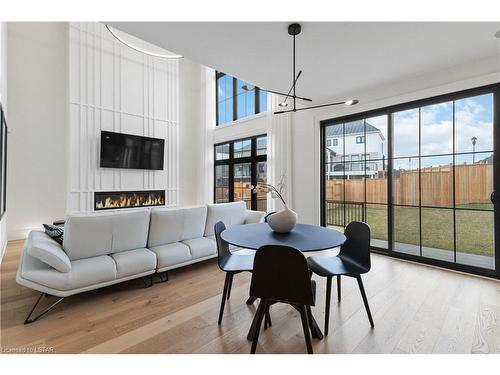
[495,30,500,38]
[278,102,289,107]
[344,99,359,106]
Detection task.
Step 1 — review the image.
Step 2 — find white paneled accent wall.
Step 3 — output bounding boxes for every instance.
[69,23,179,212]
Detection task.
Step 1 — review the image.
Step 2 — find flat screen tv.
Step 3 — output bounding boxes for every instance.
[100,131,165,170]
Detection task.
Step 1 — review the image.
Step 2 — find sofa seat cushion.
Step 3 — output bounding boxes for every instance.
[182,237,216,259]
[149,242,192,269]
[21,253,116,291]
[111,248,156,279]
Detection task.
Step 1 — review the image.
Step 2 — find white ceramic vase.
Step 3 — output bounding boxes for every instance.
[266,207,298,233]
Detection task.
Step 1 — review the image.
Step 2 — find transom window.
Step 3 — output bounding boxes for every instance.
[216,72,268,126]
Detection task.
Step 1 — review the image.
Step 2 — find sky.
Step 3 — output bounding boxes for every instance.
[217,75,267,124]
[393,93,493,157]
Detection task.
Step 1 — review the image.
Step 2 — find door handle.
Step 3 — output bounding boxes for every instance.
[490,191,496,204]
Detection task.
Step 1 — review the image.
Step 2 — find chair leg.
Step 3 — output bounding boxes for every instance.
[218,273,231,325]
[325,276,332,335]
[264,305,272,330]
[250,301,267,354]
[299,305,314,354]
[24,293,65,324]
[356,275,374,327]
[226,273,234,300]
[337,275,341,302]
[266,305,272,327]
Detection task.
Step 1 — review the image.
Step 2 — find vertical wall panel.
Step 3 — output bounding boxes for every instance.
[68,22,179,212]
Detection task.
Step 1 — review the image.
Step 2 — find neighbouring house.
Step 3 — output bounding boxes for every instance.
[325,120,386,180]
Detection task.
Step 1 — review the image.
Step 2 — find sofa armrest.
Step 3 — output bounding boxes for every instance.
[26,231,71,273]
[244,209,266,224]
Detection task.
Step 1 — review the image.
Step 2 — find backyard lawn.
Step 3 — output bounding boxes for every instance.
[328,204,494,257]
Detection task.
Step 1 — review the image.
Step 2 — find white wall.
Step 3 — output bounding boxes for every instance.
[5,22,204,241]
[6,22,69,240]
[68,22,180,212]
[0,22,7,259]
[179,57,203,206]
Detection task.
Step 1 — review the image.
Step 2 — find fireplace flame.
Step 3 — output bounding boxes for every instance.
[95,191,165,210]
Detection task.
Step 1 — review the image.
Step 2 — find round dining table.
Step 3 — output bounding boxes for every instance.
[220,222,346,340]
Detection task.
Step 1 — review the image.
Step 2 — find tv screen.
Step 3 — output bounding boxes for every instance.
[100,131,165,170]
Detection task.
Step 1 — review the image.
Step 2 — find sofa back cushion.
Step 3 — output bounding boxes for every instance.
[204,201,246,237]
[148,206,207,247]
[63,209,150,260]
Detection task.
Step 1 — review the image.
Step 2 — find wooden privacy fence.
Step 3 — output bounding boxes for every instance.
[326,163,493,206]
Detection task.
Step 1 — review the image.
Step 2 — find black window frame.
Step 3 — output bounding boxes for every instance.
[320,83,500,280]
[214,134,267,210]
[216,71,267,126]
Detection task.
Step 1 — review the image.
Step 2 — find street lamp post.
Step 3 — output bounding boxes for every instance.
[471,136,477,163]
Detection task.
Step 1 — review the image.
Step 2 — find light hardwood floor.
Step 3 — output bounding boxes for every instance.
[1,239,499,354]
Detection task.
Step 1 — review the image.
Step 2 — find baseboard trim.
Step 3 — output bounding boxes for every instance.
[8,226,43,241]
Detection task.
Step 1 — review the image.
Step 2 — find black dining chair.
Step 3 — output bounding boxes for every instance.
[307,221,374,336]
[214,221,271,327]
[249,245,316,354]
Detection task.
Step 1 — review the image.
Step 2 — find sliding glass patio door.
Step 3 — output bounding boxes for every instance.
[321,84,500,278]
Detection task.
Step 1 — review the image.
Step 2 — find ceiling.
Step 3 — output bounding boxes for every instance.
[108,22,500,103]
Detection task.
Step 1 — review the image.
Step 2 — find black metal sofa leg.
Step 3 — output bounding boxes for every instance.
[24,293,65,325]
[154,271,169,283]
[143,274,154,288]
[158,271,168,283]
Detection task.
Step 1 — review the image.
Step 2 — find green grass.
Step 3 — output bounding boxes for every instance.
[328,205,494,257]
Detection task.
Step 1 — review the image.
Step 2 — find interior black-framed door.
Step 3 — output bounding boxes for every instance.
[320,83,500,279]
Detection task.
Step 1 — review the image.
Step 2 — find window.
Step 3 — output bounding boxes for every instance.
[332,138,339,146]
[321,85,500,279]
[214,135,267,211]
[326,140,331,147]
[216,72,268,126]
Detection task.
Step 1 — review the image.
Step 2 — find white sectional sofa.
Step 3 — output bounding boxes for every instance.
[16,201,265,323]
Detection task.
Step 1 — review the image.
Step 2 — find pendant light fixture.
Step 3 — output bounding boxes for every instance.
[243,23,359,114]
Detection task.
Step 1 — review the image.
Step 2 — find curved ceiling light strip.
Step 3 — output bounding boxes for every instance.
[105,24,183,59]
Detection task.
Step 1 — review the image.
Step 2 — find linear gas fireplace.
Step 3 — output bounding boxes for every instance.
[94,190,165,211]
